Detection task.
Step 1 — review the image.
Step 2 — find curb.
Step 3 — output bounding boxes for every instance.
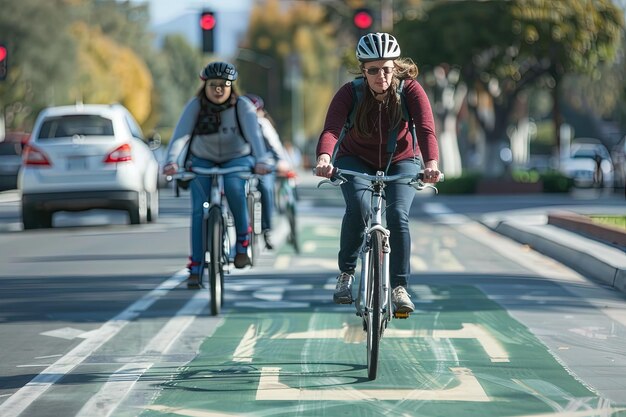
[491,220,626,294]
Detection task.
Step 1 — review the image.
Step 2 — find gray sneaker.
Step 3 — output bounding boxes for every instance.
[392,286,414,313]
[333,272,354,304]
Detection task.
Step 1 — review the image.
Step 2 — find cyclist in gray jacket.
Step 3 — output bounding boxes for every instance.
[163,61,273,288]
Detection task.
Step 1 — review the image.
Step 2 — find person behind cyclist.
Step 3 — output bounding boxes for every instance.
[163,62,273,288]
[314,32,441,313]
[245,93,293,250]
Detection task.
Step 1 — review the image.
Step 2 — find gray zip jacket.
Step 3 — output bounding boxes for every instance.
[166,95,272,166]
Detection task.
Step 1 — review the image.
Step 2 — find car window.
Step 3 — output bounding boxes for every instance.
[38,115,114,139]
[123,113,144,140]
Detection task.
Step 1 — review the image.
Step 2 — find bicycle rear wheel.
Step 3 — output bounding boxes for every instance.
[366,230,384,380]
[208,206,225,316]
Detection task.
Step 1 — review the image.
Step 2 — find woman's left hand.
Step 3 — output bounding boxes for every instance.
[254,162,272,175]
[422,160,441,183]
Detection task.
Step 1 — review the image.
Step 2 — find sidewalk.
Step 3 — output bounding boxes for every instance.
[481,213,626,295]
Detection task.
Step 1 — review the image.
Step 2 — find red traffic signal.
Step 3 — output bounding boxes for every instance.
[200,12,216,31]
[353,8,374,30]
[200,11,216,53]
[0,45,7,81]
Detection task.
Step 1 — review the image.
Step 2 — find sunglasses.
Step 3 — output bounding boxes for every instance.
[207,81,232,88]
[364,66,394,75]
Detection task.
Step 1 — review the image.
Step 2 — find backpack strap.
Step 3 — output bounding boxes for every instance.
[330,78,364,164]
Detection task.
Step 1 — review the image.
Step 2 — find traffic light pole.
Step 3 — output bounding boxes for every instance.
[381,0,393,32]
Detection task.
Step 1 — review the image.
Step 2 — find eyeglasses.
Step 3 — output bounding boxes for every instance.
[207,81,232,89]
[364,66,394,76]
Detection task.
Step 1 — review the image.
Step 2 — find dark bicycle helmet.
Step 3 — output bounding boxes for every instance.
[199,61,238,81]
[356,32,401,62]
[244,93,264,110]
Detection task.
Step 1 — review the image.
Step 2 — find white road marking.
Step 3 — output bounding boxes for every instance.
[233,324,257,363]
[271,322,509,363]
[256,366,489,401]
[0,270,187,417]
[144,405,240,417]
[40,327,90,340]
[273,255,290,269]
[76,286,209,417]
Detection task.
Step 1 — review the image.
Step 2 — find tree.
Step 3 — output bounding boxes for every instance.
[238,0,339,153]
[397,0,624,177]
[69,22,152,124]
[0,0,76,129]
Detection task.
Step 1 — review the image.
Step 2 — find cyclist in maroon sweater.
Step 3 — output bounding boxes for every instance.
[314,32,441,313]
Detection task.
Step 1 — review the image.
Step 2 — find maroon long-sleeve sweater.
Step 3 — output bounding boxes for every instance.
[316,79,439,170]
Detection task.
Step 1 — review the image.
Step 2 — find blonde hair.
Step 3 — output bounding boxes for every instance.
[353,57,419,138]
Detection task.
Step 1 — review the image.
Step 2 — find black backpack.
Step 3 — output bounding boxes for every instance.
[330,77,417,172]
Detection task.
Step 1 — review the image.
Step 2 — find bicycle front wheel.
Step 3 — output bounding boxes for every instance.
[208,206,224,316]
[366,229,384,380]
[247,191,261,265]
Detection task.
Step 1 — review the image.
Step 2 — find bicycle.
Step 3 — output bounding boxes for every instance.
[319,168,443,380]
[174,165,254,316]
[275,170,300,253]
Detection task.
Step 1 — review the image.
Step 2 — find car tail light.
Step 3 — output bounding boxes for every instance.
[22,144,51,167]
[104,143,132,163]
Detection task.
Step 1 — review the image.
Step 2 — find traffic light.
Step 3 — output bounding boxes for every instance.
[0,45,7,81]
[353,8,374,37]
[200,10,216,53]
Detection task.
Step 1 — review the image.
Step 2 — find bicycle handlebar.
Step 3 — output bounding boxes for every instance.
[170,166,254,181]
[316,168,444,192]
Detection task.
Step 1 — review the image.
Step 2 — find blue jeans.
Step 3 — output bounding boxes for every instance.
[189,155,254,265]
[335,156,421,289]
[258,172,275,231]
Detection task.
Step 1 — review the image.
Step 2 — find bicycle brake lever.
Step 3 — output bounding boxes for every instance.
[410,180,439,194]
[317,177,345,188]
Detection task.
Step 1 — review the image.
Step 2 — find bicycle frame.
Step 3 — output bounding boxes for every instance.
[353,172,393,327]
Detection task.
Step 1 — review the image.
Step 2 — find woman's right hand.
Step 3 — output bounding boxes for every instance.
[314,153,334,178]
[163,162,178,176]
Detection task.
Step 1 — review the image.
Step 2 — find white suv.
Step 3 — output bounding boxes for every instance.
[19,104,160,229]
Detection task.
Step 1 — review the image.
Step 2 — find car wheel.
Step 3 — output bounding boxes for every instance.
[128,191,148,225]
[22,204,52,230]
[147,188,159,223]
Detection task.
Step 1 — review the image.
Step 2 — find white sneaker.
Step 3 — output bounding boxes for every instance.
[392,286,414,313]
[333,272,354,304]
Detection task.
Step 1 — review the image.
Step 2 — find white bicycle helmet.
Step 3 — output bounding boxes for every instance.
[356,32,401,62]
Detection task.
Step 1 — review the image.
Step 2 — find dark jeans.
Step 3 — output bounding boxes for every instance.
[336,156,420,289]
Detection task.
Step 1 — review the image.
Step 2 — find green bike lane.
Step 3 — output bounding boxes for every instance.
[138,212,626,417]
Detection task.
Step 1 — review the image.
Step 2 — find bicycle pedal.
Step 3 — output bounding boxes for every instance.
[393,312,410,319]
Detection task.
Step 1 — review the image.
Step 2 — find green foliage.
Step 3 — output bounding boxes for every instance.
[511,169,541,183]
[435,172,481,194]
[0,0,161,131]
[434,170,572,193]
[0,0,77,129]
[238,0,339,146]
[395,0,624,176]
[540,170,574,193]
[589,215,626,230]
